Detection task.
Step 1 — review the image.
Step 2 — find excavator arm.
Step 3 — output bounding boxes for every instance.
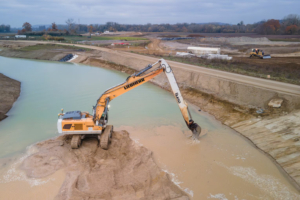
[94,59,201,138]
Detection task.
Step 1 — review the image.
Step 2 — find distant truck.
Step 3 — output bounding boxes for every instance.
[15,35,26,39]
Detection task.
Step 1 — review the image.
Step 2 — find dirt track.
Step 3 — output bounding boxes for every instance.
[21,131,189,200]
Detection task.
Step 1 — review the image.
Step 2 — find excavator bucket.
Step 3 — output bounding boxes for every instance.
[191,123,201,139]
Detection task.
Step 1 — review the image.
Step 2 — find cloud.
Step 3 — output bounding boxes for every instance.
[1,0,299,27]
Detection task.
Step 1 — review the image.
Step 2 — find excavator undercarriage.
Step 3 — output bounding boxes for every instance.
[58,59,202,149]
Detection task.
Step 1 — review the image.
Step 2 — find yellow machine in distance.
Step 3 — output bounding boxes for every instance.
[250,49,271,59]
[57,59,202,149]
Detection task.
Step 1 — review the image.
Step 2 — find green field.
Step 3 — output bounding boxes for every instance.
[269,38,300,42]
[63,36,148,42]
[19,44,92,51]
[0,35,148,43]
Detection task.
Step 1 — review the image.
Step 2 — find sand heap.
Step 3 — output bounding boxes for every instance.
[21,131,189,200]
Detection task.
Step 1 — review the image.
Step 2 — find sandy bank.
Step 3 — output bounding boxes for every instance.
[20,131,189,200]
[0,73,20,121]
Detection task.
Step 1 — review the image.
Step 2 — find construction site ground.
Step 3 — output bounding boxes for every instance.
[106,33,300,85]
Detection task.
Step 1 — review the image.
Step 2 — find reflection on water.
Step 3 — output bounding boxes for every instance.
[0,56,299,199]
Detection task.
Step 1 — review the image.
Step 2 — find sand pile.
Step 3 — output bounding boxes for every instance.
[21,131,189,200]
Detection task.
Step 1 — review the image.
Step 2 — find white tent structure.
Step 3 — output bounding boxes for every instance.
[187,47,220,55]
[15,35,26,38]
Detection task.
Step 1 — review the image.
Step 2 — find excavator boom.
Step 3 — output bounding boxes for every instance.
[93,59,201,138]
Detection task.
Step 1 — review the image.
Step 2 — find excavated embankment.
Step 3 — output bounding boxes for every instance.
[21,131,189,200]
[0,73,20,121]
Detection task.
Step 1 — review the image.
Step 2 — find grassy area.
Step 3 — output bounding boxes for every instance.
[63,36,148,42]
[162,56,300,85]
[0,35,148,43]
[20,44,92,51]
[269,38,300,42]
[131,41,151,46]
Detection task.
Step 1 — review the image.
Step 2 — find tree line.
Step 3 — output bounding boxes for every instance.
[0,24,10,32]
[256,14,300,34]
[94,14,299,35]
[14,14,300,35]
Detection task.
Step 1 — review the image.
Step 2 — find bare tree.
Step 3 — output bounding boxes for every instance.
[237,21,245,32]
[88,25,93,36]
[65,18,75,33]
[283,14,300,26]
[52,22,58,31]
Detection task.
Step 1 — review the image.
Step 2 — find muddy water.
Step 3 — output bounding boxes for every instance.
[0,56,299,199]
[122,124,300,199]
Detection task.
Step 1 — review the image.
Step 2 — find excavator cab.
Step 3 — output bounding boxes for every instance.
[250,48,271,59]
[99,113,108,125]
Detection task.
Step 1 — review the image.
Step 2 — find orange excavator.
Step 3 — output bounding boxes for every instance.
[57,59,202,149]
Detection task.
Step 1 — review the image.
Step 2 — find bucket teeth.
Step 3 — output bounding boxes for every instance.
[190,123,201,140]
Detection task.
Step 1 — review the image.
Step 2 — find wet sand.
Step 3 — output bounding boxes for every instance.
[0,170,65,200]
[0,131,189,200]
[118,125,300,199]
[0,149,65,200]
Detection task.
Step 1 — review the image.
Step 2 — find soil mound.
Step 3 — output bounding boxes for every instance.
[0,73,20,121]
[21,131,189,200]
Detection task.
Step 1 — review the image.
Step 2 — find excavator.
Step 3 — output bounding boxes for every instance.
[57,59,202,149]
[250,49,271,59]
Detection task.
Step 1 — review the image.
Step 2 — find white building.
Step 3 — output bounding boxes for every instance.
[15,35,26,38]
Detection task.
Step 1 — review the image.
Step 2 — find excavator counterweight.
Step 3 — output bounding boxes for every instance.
[57,59,202,149]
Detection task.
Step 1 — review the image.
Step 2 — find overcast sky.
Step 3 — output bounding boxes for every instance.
[1,0,299,27]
